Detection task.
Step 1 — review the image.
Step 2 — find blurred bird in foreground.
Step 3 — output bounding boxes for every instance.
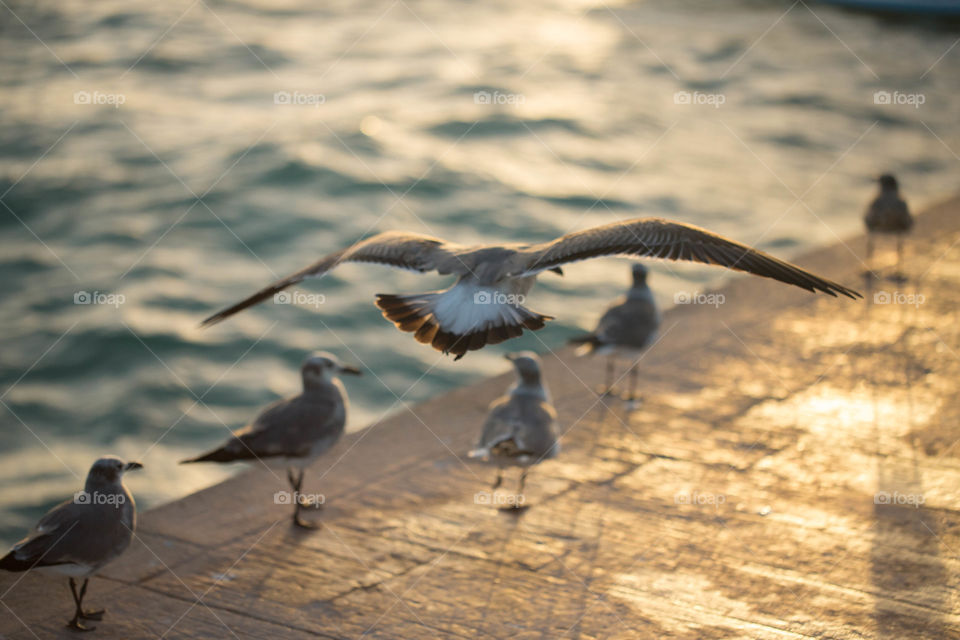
[0,456,142,632]
[569,262,660,403]
[181,352,360,529]
[201,218,860,360]
[864,173,913,280]
[469,352,559,511]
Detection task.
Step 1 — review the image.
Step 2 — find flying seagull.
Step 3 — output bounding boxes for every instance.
[181,352,359,529]
[568,262,660,402]
[0,456,142,632]
[468,352,559,510]
[864,174,912,279]
[201,218,861,359]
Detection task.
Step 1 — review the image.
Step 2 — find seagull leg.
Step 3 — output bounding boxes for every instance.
[66,578,96,632]
[299,469,324,510]
[893,235,906,283]
[626,364,640,404]
[501,470,530,513]
[288,467,307,503]
[289,467,320,529]
[293,500,321,529]
[491,468,503,490]
[598,357,615,397]
[77,578,104,620]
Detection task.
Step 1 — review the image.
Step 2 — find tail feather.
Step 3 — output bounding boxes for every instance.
[567,333,602,355]
[375,291,552,360]
[0,544,68,573]
[180,447,249,465]
[414,322,439,344]
[490,438,534,459]
[0,550,34,572]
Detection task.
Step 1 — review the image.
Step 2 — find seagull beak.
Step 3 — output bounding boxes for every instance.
[549,267,564,276]
[339,365,362,376]
[124,461,144,472]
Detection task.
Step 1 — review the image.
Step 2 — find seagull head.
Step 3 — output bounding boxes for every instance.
[302,351,362,387]
[878,174,899,191]
[87,456,143,487]
[505,351,543,386]
[631,262,649,287]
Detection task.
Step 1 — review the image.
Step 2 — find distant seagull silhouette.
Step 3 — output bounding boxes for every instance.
[1,456,142,632]
[469,352,559,510]
[864,174,913,279]
[201,218,861,359]
[181,352,359,529]
[569,263,660,402]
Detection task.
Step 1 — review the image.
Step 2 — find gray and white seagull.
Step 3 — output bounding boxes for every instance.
[569,262,660,402]
[201,218,861,359]
[864,173,913,279]
[469,351,559,510]
[0,456,142,632]
[181,352,360,529]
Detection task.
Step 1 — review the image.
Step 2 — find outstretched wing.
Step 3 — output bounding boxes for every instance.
[201,231,463,327]
[518,218,861,299]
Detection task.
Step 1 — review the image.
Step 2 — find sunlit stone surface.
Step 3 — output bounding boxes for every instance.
[3,196,958,638]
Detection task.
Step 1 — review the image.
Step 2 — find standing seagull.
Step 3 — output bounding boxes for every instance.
[200,218,860,360]
[181,352,360,529]
[568,263,660,402]
[0,456,142,632]
[864,174,913,280]
[469,352,559,510]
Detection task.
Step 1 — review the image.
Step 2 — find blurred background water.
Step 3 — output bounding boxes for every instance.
[1,0,958,546]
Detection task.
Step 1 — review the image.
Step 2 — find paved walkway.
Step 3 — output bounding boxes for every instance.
[3,198,959,639]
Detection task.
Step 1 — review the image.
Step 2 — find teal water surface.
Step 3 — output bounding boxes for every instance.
[1,0,958,546]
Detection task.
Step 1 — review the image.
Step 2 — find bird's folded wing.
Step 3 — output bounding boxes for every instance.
[201,231,463,327]
[597,297,659,345]
[236,395,342,458]
[32,499,77,538]
[8,500,80,565]
[517,218,861,299]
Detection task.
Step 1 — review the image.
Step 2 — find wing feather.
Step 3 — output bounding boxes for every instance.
[201,231,457,327]
[520,218,861,298]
